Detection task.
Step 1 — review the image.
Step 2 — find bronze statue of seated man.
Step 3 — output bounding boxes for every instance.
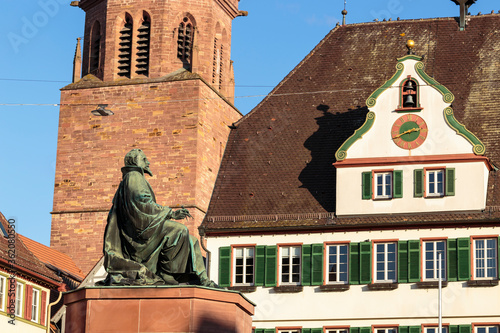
[100,149,217,287]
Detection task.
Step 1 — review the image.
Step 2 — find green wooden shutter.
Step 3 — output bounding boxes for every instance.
[398,241,409,283]
[459,325,472,333]
[360,242,372,284]
[302,244,312,286]
[264,330,275,333]
[219,247,231,287]
[400,326,409,333]
[414,169,424,197]
[265,245,277,287]
[446,168,456,196]
[311,243,324,285]
[360,327,371,333]
[350,328,360,333]
[409,326,422,333]
[362,171,372,199]
[394,170,403,198]
[311,329,323,333]
[254,329,264,333]
[302,329,311,333]
[447,238,458,281]
[408,239,421,282]
[349,243,360,285]
[449,326,459,333]
[255,245,266,286]
[457,237,470,281]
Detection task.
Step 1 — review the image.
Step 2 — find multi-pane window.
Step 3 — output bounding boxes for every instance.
[423,240,446,280]
[426,169,444,197]
[233,247,254,285]
[425,327,447,333]
[374,242,397,282]
[280,246,301,285]
[31,288,39,322]
[375,172,392,199]
[327,329,349,333]
[15,282,23,317]
[326,244,348,284]
[0,275,5,311]
[474,238,498,279]
[375,328,397,333]
[278,330,300,333]
[476,326,499,333]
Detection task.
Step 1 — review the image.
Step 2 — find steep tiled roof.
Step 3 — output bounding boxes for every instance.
[18,235,85,281]
[203,15,500,232]
[0,212,62,286]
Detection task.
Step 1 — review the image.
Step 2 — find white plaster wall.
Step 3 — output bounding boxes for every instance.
[336,161,488,216]
[0,315,46,332]
[207,227,500,329]
[347,59,474,159]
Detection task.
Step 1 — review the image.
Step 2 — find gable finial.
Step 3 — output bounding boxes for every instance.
[451,0,477,31]
[406,40,415,55]
[342,0,347,26]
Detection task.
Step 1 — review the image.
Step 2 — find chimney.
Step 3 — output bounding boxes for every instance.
[72,37,82,83]
[451,0,477,31]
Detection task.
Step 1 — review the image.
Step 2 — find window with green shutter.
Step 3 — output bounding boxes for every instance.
[394,170,403,198]
[265,246,277,286]
[255,246,266,286]
[349,243,360,285]
[398,241,409,283]
[362,171,372,199]
[219,247,231,287]
[414,169,424,197]
[447,238,458,281]
[302,244,312,286]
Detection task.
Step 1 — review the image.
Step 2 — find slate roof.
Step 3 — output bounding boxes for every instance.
[0,212,62,286]
[203,14,500,233]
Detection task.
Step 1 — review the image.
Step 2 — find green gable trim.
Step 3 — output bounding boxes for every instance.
[366,62,405,108]
[414,61,455,103]
[444,107,486,155]
[396,54,423,62]
[335,112,375,161]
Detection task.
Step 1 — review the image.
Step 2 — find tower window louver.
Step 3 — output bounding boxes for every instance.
[136,12,151,76]
[212,37,218,85]
[177,17,194,70]
[118,15,133,78]
[89,21,101,73]
[219,44,224,90]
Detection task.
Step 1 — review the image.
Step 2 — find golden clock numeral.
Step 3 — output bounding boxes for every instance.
[420,135,426,140]
[408,143,412,149]
[407,114,412,121]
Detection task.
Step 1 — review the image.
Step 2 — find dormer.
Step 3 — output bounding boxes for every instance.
[334,45,492,216]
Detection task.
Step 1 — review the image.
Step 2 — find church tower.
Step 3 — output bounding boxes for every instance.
[50,0,243,273]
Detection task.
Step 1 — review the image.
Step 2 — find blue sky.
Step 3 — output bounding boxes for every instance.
[0,0,497,246]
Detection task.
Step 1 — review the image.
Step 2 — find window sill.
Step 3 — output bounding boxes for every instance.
[227,285,257,293]
[395,107,423,113]
[467,279,499,287]
[273,285,303,293]
[416,281,448,289]
[367,283,398,290]
[319,284,350,292]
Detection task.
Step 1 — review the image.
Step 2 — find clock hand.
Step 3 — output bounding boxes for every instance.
[393,127,420,139]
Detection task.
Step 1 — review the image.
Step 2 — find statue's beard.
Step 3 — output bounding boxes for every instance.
[144,166,153,177]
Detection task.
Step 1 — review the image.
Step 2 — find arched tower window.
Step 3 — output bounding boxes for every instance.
[399,77,421,110]
[89,21,101,73]
[117,14,133,78]
[212,36,219,85]
[136,11,151,76]
[177,17,195,70]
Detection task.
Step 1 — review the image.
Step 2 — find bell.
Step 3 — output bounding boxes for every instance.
[404,94,415,107]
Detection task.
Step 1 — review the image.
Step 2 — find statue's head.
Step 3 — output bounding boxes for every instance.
[124,149,153,176]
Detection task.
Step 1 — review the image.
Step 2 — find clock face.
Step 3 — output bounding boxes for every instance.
[391,114,428,150]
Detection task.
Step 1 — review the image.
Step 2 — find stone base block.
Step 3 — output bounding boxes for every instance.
[63,286,255,333]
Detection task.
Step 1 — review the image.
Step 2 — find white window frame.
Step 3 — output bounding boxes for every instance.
[374,171,393,199]
[0,275,6,312]
[278,330,301,333]
[423,240,447,281]
[475,326,499,333]
[426,169,444,197]
[326,329,349,333]
[31,288,39,323]
[232,247,255,286]
[425,327,448,333]
[375,328,397,333]
[15,282,23,317]
[374,242,397,283]
[473,238,498,279]
[326,244,349,284]
[279,245,301,285]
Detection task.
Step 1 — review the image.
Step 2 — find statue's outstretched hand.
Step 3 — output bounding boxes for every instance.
[172,207,192,220]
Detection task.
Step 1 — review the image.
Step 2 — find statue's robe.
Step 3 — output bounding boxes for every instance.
[102,166,205,285]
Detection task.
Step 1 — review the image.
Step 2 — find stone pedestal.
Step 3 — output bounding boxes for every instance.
[63,286,255,333]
